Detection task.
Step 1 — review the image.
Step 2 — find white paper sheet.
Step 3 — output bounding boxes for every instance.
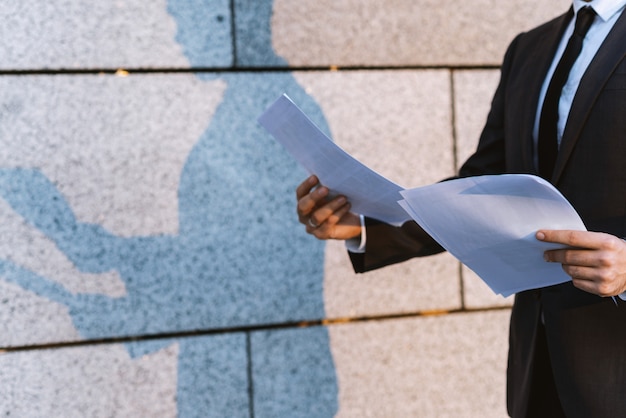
[258,94,410,225]
[399,174,586,297]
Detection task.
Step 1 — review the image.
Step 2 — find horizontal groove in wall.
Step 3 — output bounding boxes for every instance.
[0,64,500,76]
[0,305,511,354]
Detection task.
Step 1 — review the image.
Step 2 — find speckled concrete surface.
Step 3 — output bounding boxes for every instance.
[0,0,232,69]
[329,310,511,418]
[271,0,570,67]
[453,70,502,170]
[324,240,462,318]
[293,69,462,316]
[0,341,180,417]
[251,326,338,418]
[294,70,455,187]
[0,72,334,346]
[0,0,574,415]
[0,334,251,417]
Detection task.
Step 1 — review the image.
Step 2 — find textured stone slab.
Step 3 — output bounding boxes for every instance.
[294,70,455,187]
[0,334,249,417]
[0,0,232,69]
[324,240,461,317]
[328,310,512,417]
[0,72,342,345]
[453,69,502,170]
[0,279,80,348]
[292,70,461,316]
[251,326,338,418]
[272,0,571,67]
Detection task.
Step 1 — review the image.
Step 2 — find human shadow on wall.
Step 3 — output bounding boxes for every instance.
[0,0,338,416]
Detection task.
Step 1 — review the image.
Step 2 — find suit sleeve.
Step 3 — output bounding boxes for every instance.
[348,34,522,274]
[349,217,445,273]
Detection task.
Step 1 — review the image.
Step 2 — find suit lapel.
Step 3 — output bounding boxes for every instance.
[553,8,626,183]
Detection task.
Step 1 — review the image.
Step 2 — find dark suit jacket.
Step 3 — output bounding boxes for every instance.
[350,8,626,418]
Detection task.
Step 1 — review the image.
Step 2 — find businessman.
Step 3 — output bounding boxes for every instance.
[296,0,626,416]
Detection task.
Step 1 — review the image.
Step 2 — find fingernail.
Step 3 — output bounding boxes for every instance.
[536,231,545,241]
[337,196,346,205]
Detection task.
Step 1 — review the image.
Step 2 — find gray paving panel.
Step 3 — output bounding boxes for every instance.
[252,326,338,418]
[0,72,333,345]
[0,334,249,417]
[0,0,232,70]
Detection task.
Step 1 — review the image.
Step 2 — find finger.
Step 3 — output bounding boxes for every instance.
[571,277,602,295]
[537,229,603,249]
[561,260,624,294]
[308,202,352,238]
[560,264,600,281]
[558,262,606,295]
[296,175,319,221]
[544,248,598,267]
[297,184,329,223]
[308,196,347,227]
[545,241,623,270]
[570,273,618,297]
[295,175,319,201]
[324,200,352,226]
[310,209,350,239]
[306,198,349,236]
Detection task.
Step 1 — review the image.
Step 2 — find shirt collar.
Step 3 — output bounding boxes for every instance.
[573,0,626,21]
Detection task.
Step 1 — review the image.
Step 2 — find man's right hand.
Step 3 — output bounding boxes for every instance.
[296,175,362,241]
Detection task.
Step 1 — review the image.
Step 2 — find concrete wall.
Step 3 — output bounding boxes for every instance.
[0,1,570,416]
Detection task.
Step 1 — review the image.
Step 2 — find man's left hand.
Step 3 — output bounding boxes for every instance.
[537,230,626,297]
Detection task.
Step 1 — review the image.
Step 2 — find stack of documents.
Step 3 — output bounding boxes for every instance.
[259,94,586,297]
[398,175,585,296]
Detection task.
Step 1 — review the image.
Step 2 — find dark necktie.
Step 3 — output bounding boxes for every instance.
[537,6,596,180]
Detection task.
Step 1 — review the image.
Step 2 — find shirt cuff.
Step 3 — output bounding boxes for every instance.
[345,214,366,253]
